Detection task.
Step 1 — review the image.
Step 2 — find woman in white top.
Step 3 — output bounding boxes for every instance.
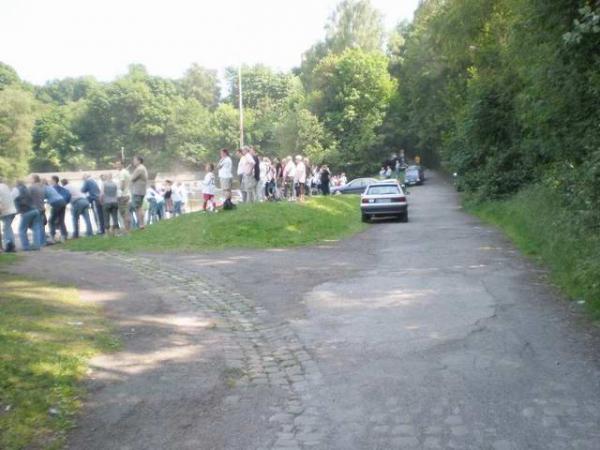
[202,163,216,212]
[295,155,307,202]
[217,149,233,204]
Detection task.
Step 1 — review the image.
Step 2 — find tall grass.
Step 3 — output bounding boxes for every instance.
[467,184,600,318]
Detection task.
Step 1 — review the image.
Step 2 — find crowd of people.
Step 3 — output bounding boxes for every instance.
[228,146,344,204]
[0,147,355,252]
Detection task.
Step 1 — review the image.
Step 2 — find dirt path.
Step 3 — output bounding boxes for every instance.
[11,172,600,449]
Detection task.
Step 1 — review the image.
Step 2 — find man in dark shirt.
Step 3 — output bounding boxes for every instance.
[29,174,47,246]
[50,175,69,241]
[12,181,42,250]
[82,174,104,234]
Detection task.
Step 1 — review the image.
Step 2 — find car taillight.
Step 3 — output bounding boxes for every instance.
[361,198,369,204]
[391,196,406,202]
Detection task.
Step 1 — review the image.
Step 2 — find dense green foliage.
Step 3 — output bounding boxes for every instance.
[65,195,366,252]
[392,1,600,201]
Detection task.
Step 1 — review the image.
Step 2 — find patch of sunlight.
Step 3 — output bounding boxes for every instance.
[285,224,300,233]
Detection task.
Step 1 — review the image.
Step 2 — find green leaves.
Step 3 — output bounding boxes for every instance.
[310,48,394,170]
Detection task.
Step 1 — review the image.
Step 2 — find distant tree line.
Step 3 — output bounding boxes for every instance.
[1,0,599,226]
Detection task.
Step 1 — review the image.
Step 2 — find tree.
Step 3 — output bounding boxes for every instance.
[310,48,394,172]
[0,62,20,90]
[0,87,37,180]
[165,97,212,166]
[275,107,336,163]
[31,104,84,172]
[325,0,385,54]
[179,64,220,109]
[300,0,385,89]
[35,76,98,105]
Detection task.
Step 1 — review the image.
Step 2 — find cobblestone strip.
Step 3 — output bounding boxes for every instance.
[100,253,327,450]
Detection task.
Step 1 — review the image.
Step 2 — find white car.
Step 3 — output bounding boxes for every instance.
[360,182,408,223]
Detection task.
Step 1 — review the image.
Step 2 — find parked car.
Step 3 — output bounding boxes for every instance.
[404,165,425,186]
[360,182,408,223]
[331,177,378,195]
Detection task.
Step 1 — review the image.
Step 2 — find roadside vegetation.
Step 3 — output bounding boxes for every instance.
[0,255,119,450]
[467,185,600,319]
[65,195,366,253]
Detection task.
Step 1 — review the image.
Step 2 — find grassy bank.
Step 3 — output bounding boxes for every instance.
[65,195,366,253]
[467,184,600,318]
[0,256,119,449]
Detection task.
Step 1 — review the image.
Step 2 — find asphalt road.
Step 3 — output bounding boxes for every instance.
[12,172,600,449]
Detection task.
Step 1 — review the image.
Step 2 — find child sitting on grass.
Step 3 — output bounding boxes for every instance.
[202,163,216,212]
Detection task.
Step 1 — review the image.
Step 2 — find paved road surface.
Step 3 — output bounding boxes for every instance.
[12,172,600,449]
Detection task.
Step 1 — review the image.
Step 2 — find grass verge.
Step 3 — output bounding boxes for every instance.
[64,195,366,252]
[466,183,600,318]
[0,256,119,450]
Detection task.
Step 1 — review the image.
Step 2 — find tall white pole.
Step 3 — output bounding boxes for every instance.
[238,65,244,149]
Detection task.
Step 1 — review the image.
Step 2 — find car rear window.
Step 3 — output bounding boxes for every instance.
[366,185,401,195]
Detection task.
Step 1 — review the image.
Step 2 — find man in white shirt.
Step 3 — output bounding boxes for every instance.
[240,147,256,203]
[0,179,17,252]
[218,148,233,205]
[295,155,307,202]
[283,156,297,201]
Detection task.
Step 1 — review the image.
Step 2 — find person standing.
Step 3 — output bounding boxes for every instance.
[202,163,216,211]
[82,174,104,234]
[171,183,183,216]
[283,156,296,201]
[115,159,131,231]
[240,147,256,203]
[101,174,120,236]
[0,179,17,252]
[29,175,47,246]
[295,156,307,202]
[44,178,67,244]
[130,155,148,230]
[50,176,70,242]
[217,148,233,208]
[62,178,93,238]
[320,166,331,195]
[236,148,245,194]
[12,181,42,250]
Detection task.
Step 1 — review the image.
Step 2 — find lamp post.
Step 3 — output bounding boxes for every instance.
[238,65,244,149]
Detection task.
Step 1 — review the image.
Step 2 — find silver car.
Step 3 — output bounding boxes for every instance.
[360,182,408,223]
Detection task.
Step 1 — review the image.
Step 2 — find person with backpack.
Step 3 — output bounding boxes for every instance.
[12,181,43,251]
[82,174,104,234]
[62,178,93,238]
[50,175,70,242]
[30,175,47,246]
[44,178,67,244]
[101,173,120,236]
[0,179,17,252]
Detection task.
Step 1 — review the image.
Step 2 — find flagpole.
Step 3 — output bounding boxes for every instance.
[238,65,244,148]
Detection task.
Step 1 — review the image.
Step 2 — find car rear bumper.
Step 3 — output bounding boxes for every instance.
[361,204,407,215]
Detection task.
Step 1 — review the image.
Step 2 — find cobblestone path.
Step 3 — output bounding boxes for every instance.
[104,253,327,450]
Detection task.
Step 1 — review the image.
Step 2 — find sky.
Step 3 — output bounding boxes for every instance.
[1,0,420,85]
